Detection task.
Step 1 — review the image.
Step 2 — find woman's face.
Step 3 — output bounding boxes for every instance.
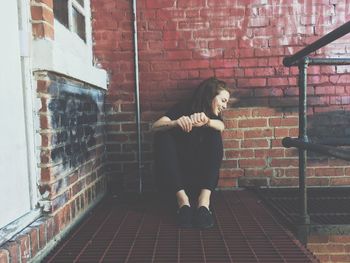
[211,90,230,116]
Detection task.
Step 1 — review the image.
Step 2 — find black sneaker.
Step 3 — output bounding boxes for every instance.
[194,206,214,229]
[177,205,193,228]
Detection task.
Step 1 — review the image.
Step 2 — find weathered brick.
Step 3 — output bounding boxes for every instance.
[270,177,298,186]
[217,178,237,188]
[31,5,54,24]
[267,77,289,86]
[328,235,350,244]
[225,149,254,159]
[221,160,239,169]
[330,177,350,186]
[255,149,284,158]
[18,234,31,262]
[238,176,269,187]
[219,169,243,178]
[4,242,19,263]
[37,222,47,249]
[29,228,39,258]
[239,158,266,168]
[238,119,267,128]
[146,0,175,8]
[0,249,9,263]
[315,168,345,177]
[244,129,273,138]
[222,130,244,140]
[237,78,267,87]
[178,0,205,8]
[222,108,252,118]
[270,158,299,167]
[32,22,54,39]
[241,139,269,148]
[330,254,350,262]
[269,117,298,127]
[180,60,210,69]
[34,0,53,7]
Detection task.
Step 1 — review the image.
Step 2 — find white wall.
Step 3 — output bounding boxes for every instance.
[0,0,31,229]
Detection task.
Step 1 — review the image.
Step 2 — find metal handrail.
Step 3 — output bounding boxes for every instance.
[282,20,350,244]
[311,137,350,146]
[282,137,350,161]
[308,58,350,65]
[283,20,350,66]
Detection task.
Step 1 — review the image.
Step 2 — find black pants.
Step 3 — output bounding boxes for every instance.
[154,128,223,198]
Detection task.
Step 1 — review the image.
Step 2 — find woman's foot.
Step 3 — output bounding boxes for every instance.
[194,206,214,229]
[175,190,192,227]
[177,205,193,228]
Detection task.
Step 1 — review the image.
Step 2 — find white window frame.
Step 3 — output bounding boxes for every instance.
[69,0,88,42]
[32,0,107,89]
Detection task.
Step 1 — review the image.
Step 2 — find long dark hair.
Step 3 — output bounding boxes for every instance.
[190,77,229,117]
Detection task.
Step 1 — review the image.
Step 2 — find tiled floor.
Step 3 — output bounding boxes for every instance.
[44,190,319,263]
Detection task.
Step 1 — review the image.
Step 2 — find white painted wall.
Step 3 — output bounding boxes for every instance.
[0,0,31,229]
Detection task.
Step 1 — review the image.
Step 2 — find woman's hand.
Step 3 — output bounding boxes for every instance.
[176,116,193,132]
[190,112,209,127]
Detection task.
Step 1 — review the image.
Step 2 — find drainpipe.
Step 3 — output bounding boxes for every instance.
[132,0,143,194]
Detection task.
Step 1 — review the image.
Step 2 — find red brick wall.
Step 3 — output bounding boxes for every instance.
[308,235,350,263]
[92,0,350,191]
[30,0,54,39]
[35,72,107,214]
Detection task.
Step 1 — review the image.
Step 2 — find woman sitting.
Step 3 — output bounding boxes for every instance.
[152,77,231,229]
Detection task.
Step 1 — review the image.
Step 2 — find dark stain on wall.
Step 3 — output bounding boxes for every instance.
[46,74,105,172]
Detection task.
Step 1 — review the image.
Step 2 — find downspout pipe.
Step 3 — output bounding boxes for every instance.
[132,0,143,194]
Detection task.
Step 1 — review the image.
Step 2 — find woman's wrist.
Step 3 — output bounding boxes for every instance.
[152,119,177,131]
[205,119,211,127]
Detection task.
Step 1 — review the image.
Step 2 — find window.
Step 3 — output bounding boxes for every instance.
[53,0,87,42]
[34,0,107,90]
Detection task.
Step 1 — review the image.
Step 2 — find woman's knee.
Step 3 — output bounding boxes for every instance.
[154,130,172,143]
[201,129,223,156]
[154,130,177,152]
[203,128,222,142]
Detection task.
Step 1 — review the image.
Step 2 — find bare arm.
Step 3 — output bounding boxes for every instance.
[151,116,193,132]
[151,116,177,132]
[206,119,225,132]
[189,112,225,132]
[152,114,225,132]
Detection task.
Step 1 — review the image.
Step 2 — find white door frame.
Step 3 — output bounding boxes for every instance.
[0,0,41,246]
[18,0,40,209]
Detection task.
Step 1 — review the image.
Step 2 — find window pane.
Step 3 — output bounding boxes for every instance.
[53,0,69,28]
[72,6,86,42]
[76,0,84,7]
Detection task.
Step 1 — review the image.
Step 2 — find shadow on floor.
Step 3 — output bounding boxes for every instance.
[255,187,350,236]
